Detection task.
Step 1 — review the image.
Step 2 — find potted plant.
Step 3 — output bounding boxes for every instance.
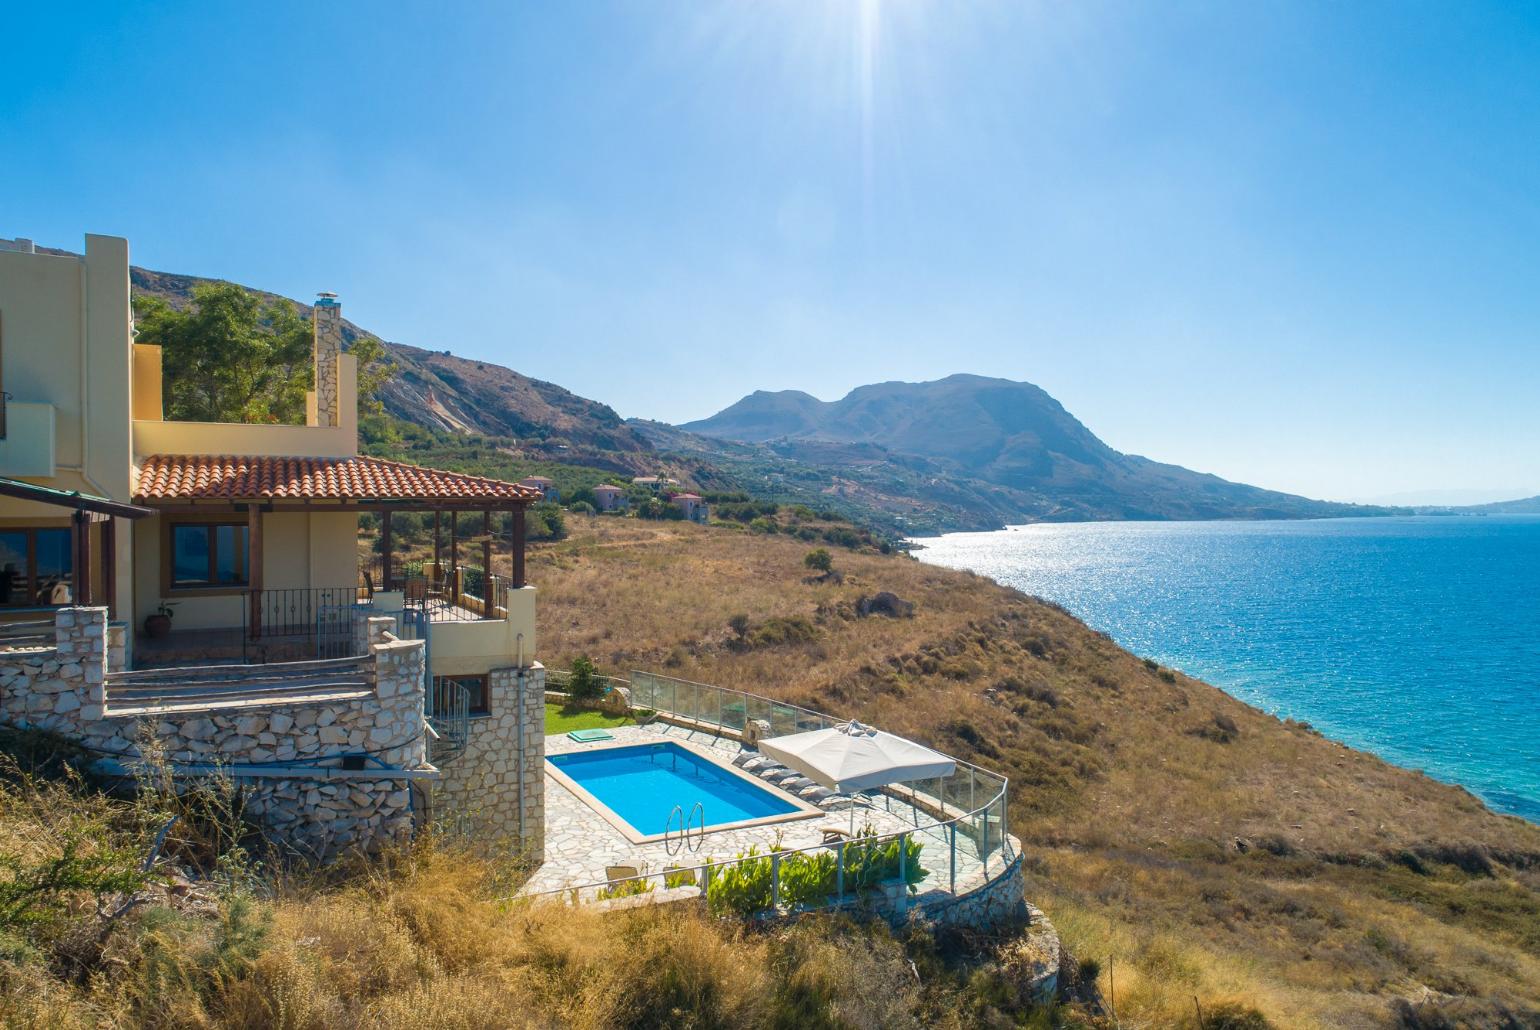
[143,602,177,639]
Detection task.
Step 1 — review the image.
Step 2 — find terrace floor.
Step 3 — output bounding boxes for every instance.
[523,721,1013,903]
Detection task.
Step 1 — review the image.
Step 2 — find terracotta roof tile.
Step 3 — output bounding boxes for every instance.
[134,455,543,505]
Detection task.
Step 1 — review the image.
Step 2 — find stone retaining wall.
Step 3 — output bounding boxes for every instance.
[431,662,546,862]
[0,607,430,859]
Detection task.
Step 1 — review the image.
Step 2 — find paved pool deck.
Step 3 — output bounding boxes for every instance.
[521,721,1010,903]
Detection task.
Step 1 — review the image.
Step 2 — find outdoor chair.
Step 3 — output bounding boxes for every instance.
[403,576,429,610]
[605,864,645,885]
[801,786,835,803]
[661,865,697,888]
[819,826,853,844]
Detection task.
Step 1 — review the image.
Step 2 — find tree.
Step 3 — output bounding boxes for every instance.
[568,656,602,702]
[133,283,395,424]
[804,548,833,573]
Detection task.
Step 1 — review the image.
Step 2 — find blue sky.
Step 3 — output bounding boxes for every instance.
[3,1,1538,504]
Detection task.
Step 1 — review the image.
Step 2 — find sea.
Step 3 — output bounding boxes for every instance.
[913,515,1540,823]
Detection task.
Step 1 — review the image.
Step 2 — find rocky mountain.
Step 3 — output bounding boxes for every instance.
[683,373,1394,523]
[127,265,652,456]
[118,255,1394,532]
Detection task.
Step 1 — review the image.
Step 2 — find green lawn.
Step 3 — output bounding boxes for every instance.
[543,702,635,736]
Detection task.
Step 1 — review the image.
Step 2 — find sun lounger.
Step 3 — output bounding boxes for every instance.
[605,864,644,885]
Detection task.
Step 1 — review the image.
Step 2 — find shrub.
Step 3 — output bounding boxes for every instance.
[596,877,654,901]
[706,847,775,916]
[748,517,778,535]
[568,656,602,703]
[803,548,833,573]
[569,500,596,516]
[749,616,817,648]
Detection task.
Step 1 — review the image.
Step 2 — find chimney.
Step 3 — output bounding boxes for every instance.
[313,291,342,427]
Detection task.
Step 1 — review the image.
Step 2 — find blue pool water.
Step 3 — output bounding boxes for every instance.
[915,516,1540,822]
[549,742,801,835]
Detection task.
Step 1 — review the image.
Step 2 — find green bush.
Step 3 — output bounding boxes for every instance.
[803,548,833,573]
[568,656,602,702]
[569,500,596,516]
[595,877,654,901]
[706,847,775,916]
[706,834,928,916]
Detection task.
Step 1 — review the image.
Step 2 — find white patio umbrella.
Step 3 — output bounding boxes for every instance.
[758,720,955,802]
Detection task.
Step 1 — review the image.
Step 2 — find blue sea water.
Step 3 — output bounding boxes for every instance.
[913,516,1540,823]
[548,742,800,835]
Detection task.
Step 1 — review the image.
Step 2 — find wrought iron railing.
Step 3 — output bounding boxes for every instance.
[244,586,363,639]
[428,676,471,764]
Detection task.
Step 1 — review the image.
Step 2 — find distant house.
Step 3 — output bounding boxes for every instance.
[592,484,627,512]
[630,476,679,493]
[672,493,709,523]
[518,476,559,503]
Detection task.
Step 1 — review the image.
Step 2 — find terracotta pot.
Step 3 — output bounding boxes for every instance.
[144,613,172,639]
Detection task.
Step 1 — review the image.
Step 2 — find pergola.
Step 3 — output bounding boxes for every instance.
[133,454,543,634]
[0,476,157,612]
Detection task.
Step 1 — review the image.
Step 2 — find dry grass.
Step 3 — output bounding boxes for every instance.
[531,519,1540,1028]
[0,821,1068,1029]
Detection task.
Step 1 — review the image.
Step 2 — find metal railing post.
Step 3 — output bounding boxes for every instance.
[836,842,845,903]
[897,832,908,913]
[950,823,957,893]
[771,852,781,910]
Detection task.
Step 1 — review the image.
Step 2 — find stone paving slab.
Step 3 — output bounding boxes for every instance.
[523,722,1005,902]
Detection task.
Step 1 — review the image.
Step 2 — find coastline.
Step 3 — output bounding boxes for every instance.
[912,516,1540,825]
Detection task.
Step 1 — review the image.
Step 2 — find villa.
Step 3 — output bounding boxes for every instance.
[591,483,627,511]
[0,233,1033,940]
[0,234,547,857]
[517,475,559,503]
[672,492,709,523]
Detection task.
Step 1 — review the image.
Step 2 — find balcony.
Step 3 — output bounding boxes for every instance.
[133,564,535,673]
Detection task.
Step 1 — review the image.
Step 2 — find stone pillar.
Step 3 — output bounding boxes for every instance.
[370,633,427,771]
[105,623,127,674]
[55,606,107,719]
[488,662,547,862]
[365,614,397,650]
[312,293,342,427]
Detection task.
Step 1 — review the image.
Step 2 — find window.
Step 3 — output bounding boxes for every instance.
[0,527,73,607]
[168,522,249,589]
[433,674,489,716]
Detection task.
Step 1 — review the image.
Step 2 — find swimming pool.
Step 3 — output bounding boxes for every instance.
[547,741,821,843]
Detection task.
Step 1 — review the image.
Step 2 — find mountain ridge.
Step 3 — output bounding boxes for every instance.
[684,373,1394,524]
[112,250,1397,531]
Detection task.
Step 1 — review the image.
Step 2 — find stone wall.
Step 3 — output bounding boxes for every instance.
[0,607,431,859]
[431,661,546,862]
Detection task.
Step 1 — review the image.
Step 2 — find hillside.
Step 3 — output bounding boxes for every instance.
[128,265,654,459]
[684,374,1397,524]
[125,256,1396,533]
[531,519,1540,1029]
[1461,496,1540,515]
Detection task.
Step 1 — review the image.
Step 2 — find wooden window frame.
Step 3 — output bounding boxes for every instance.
[438,673,490,717]
[0,524,73,608]
[161,516,251,596]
